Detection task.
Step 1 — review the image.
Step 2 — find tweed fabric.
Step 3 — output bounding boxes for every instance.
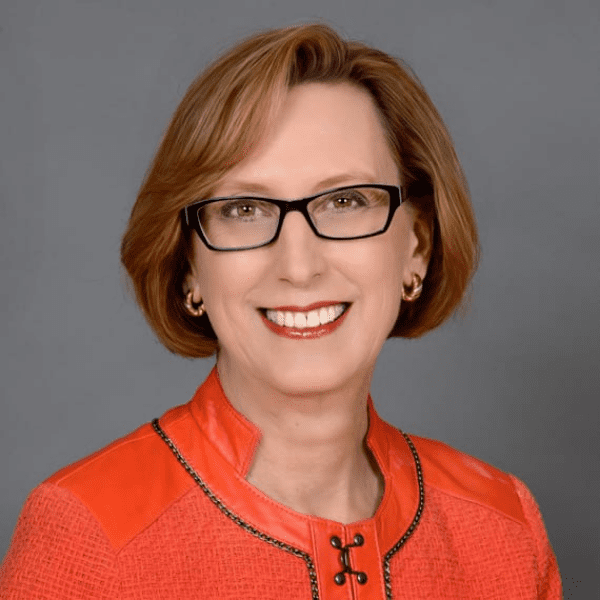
[388,482,560,599]
[0,476,561,599]
[0,484,119,599]
[1,481,312,600]
[0,369,561,599]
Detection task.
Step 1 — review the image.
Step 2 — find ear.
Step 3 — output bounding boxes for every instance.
[183,236,203,301]
[183,271,202,303]
[404,202,433,284]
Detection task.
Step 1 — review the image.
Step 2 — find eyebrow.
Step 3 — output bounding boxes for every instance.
[218,172,379,198]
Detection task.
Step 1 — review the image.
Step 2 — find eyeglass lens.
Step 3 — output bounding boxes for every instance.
[196,186,391,249]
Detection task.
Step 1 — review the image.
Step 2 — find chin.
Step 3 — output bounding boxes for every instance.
[264,355,359,397]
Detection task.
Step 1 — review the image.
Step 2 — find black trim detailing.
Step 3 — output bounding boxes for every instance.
[151,419,319,599]
[383,431,425,599]
[152,418,424,600]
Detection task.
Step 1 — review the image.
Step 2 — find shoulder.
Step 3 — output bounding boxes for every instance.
[407,433,528,525]
[405,434,561,596]
[0,482,120,596]
[43,402,196,550]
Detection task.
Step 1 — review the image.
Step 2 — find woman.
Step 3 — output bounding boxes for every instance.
[0,24,560,599]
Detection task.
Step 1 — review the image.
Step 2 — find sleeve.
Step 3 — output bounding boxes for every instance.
[509,474,562,600]
[0,482,120,599]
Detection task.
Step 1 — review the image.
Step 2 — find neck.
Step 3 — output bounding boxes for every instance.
[216,358,384,523]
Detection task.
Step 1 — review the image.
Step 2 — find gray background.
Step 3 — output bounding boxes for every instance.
[1,0,598,595]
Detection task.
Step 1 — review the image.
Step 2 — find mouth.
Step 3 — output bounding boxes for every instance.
[258,302,350,329]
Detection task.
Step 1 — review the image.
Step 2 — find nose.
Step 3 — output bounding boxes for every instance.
[272,210,326,285]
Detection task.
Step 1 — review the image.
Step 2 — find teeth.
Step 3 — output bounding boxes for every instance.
[328,306,335,322]
[294,313,307,328]
[307,311,320,327]
[318,308,328,324]
[265,304,347,328]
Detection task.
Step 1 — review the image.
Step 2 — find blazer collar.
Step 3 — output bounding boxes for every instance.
[165,365,421,554]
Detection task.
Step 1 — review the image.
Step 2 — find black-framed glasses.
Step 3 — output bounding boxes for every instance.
[181,184,403,251]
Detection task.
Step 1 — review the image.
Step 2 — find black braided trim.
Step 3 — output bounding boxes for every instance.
[382,431,425,599]
[151,418,319,599]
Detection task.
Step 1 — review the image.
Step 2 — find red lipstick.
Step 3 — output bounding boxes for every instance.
[259,303,351,340]
[266,300,344,312]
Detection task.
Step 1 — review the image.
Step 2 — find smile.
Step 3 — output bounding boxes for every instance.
[263,303,348,328]
[258,303,351,339]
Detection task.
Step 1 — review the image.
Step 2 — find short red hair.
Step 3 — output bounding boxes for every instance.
[121,23,479,358]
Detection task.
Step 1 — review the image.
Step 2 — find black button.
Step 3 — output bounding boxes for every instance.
[353,533,364,546]
[357,572,368,584]
[330,535,342,549]
[334,572,346,585]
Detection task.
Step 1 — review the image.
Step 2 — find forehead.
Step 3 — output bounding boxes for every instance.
[215,82,399,197]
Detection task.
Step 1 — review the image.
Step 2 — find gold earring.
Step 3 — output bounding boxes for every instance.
[402,274,423,302]
[185,290,206,317]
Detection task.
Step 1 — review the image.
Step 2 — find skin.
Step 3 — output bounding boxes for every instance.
[186,82,431,523]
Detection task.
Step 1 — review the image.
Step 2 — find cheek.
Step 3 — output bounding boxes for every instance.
[341,235,405,317]
[366,228,410,324]
[196,249,263,314]
[377,249,404,323]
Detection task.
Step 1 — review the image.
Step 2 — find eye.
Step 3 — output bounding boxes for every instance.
[220,199,275,219]
[332,196,357,208]
[326,191,368,210]
[233,203,256,217]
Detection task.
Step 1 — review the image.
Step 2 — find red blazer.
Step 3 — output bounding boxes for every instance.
[0,367,561,599]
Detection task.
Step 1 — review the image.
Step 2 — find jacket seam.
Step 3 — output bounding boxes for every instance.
[423,480,527,528]
[49,409,192,486]
[35,481,122,594]
[152,417,321,599]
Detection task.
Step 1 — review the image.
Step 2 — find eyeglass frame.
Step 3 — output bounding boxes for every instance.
[181,183,404,252]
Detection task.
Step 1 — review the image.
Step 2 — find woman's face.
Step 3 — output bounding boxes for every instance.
[187,82,430,396]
